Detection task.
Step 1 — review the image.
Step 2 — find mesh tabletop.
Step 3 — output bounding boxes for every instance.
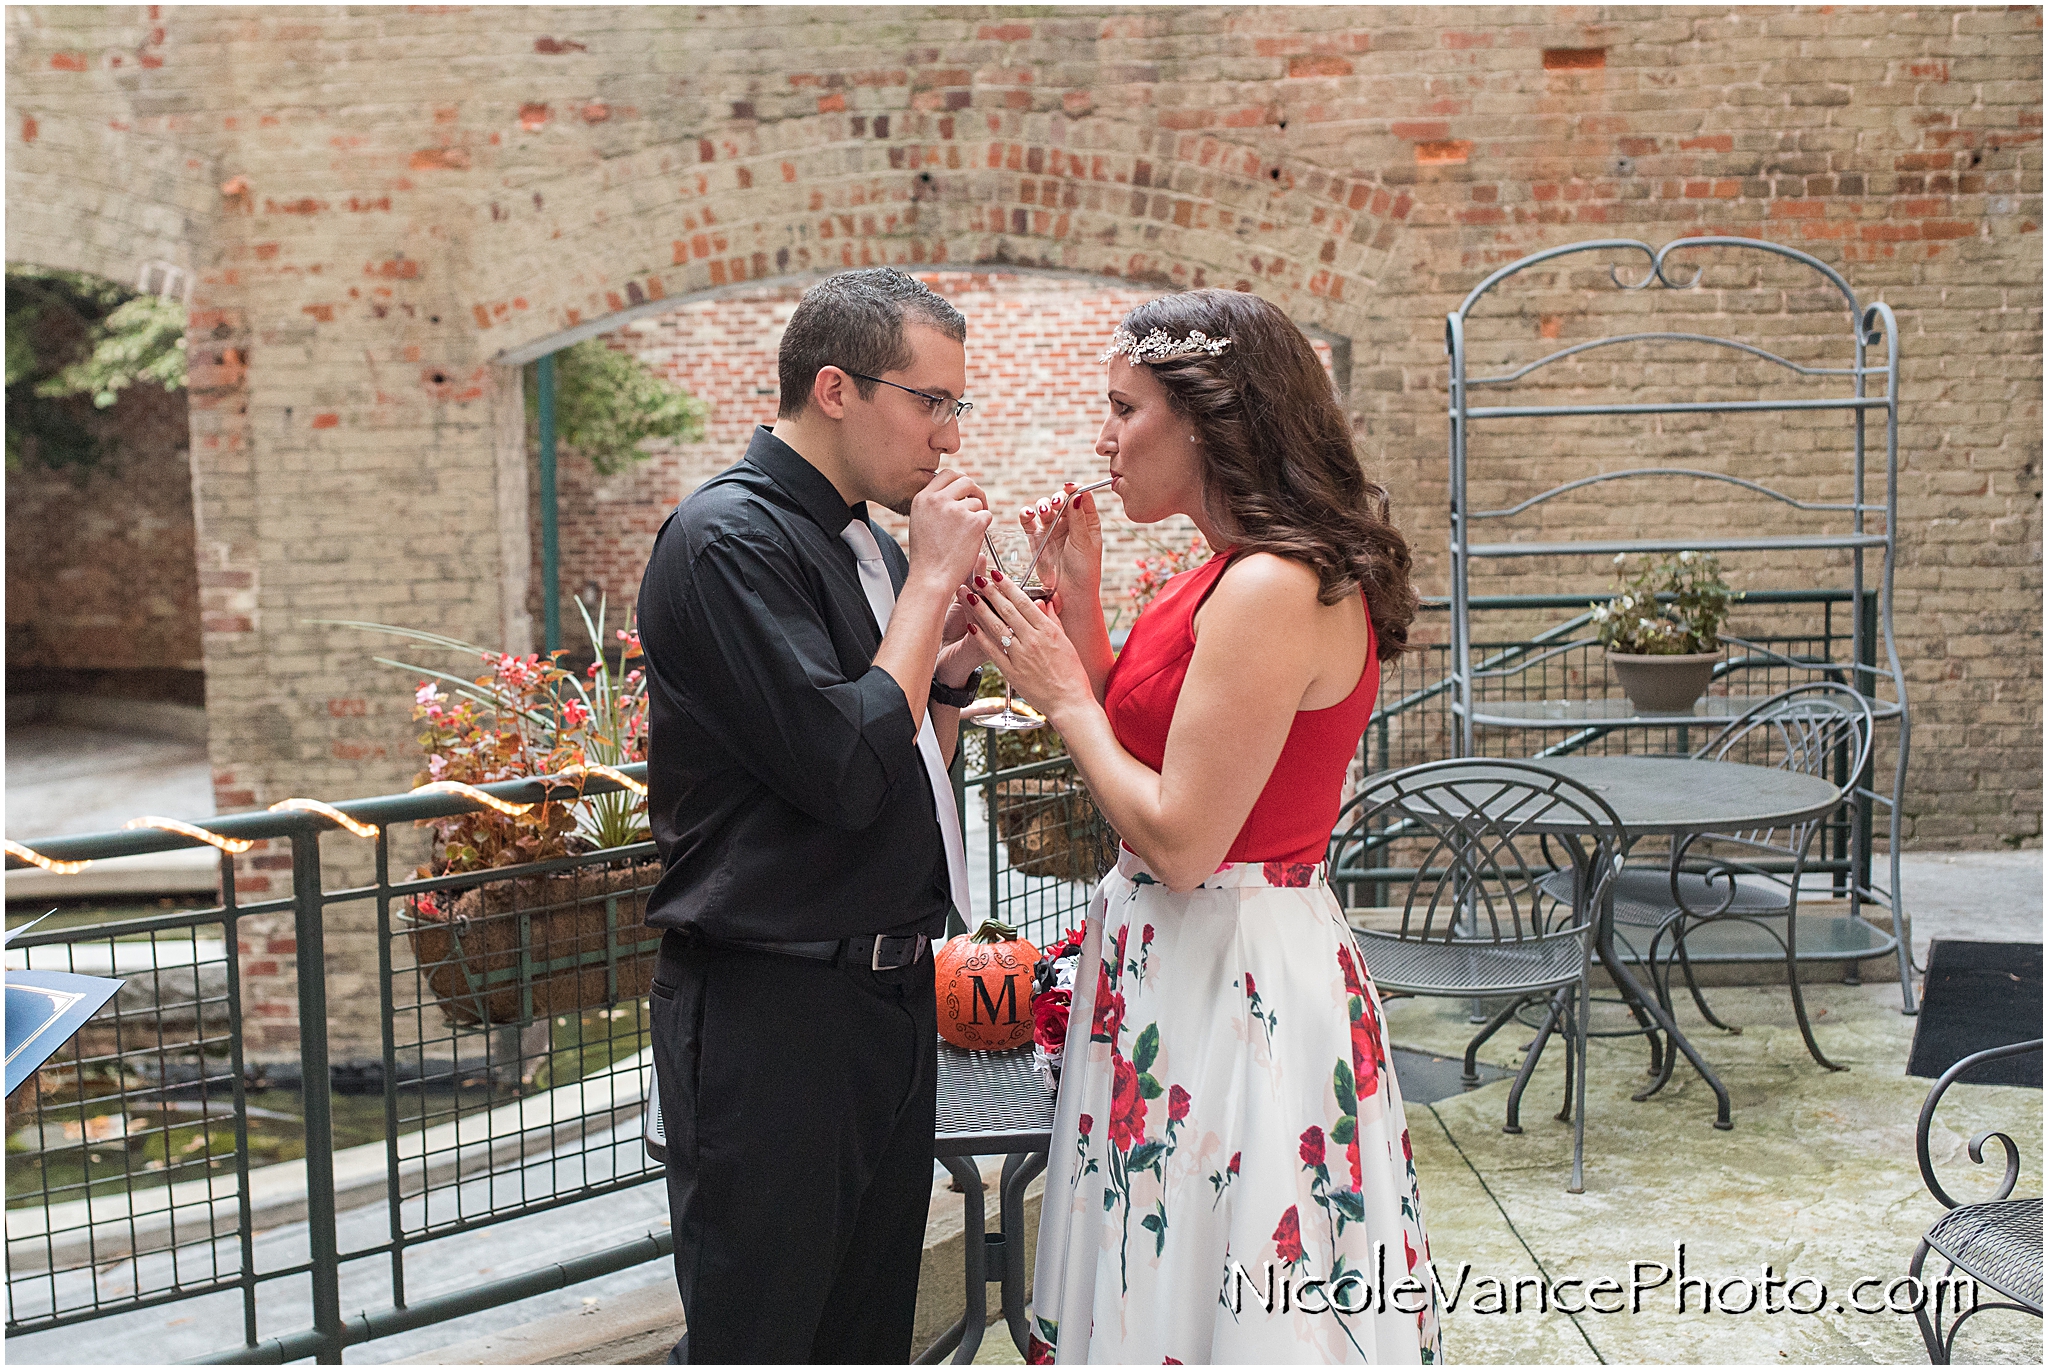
[1925,1199,2043,1312]
[1443,757,1843,836]
[934,1041,1057,1158]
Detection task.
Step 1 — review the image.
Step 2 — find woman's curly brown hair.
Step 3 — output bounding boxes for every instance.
[1114,289,1418,659]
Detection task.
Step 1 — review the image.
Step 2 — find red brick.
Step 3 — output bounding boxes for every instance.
[1543,47,1605,70]
[1288,55,1353,78]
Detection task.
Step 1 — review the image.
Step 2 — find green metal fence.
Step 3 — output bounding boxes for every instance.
[5,773,669,1364]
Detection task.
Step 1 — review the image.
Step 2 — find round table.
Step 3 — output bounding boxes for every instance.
[1500,755,1844,835]
[1372,755,1847,1130]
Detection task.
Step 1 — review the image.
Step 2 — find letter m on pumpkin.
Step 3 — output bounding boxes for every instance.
[971,973,1021,1024]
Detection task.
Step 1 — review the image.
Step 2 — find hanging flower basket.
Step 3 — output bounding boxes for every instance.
[990,771,1119,884]
[404,860,664,1027]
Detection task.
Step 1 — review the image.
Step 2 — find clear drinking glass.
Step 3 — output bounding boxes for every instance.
[971,524,1058,732]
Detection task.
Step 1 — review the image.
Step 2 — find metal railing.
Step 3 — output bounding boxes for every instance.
[6,770,668,1364]
[4,590,1877,1360]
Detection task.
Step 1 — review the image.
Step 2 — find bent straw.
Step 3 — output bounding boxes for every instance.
[1022,476,1115,584]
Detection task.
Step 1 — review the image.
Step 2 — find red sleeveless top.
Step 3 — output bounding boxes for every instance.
[1103,550,1381,866]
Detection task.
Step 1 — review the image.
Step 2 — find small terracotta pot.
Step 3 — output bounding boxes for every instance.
[1606,649,1721,714]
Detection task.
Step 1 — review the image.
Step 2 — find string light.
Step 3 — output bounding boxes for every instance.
[269,798,381,839]
[122,816,256,854]
[3,839,92,876]
[412,781,535,815]
[557,763,649,797]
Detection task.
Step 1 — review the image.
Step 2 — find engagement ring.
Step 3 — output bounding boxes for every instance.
[999,635,1014,650]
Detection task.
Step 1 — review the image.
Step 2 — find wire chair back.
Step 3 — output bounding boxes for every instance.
[1335,759,1628,949]
[1690,682,1874,853]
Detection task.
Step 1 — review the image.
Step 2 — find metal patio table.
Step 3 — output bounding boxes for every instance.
[1444,755,1845,1130]
[919,1042,1057,1365]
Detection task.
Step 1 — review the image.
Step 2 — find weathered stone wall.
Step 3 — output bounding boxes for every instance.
[7,4,2037,1058]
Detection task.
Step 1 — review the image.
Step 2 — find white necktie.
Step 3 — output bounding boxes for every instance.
[840,517,973,923]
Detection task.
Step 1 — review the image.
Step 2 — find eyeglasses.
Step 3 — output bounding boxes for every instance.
[842,371,973,426]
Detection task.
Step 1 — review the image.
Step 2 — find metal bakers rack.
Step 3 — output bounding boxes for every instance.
[1444,236,1914,1008]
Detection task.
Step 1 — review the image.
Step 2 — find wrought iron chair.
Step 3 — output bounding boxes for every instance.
[1332,759,1626,1193]
[1907,1038,2042,1363]
[1541,684,1874,1095]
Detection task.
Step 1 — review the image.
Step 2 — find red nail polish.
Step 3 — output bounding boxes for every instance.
[974,575,986,588]
[966,624,978,635]
[991,570,1004,583]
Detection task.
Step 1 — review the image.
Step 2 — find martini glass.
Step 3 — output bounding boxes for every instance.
[971,525,1058,732]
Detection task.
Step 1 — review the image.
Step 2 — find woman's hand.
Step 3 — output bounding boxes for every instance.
[1020,482,1103,598]
[967,572,1097,725]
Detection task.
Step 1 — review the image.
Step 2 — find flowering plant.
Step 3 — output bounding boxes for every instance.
[1125,532,1211,619]
[1030,926,1087,1087]
[328,598,649,876]
[1591,550,1739,656]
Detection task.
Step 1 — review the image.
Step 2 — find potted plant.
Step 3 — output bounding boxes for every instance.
[330,600,662,1026]
[1591,551,1740,714]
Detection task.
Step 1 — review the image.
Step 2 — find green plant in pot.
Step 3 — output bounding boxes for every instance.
[1591,551,1740,714]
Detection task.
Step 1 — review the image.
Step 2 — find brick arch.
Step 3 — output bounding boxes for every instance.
[6,115,215,291]
[524,268,1356,660]
[462,117,1411,372]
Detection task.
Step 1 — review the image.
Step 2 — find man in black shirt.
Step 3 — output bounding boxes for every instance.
[638,269,994,1362]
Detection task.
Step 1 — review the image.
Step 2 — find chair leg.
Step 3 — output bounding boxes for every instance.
[1503,990,1564,1135]
[1672,923,1741,1033]
[1556,992,1575,1125]
[1568,974,1588,1195]
[1462,996,1525,1084]
[1780,906,1846,1072]
[1908,1239,1948,1364]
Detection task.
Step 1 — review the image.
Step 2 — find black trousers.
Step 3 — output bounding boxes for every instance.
[651,931,938,1364]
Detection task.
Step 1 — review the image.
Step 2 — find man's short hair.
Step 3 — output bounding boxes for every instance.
[776,269,967,418]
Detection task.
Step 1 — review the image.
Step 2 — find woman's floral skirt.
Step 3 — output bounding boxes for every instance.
[1026,850,1442,1364]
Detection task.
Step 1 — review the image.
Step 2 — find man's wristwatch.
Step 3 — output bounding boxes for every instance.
[929,667,983,709]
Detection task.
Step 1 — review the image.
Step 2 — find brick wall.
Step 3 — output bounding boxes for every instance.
[7,4,2036,1059]
[5,377,203,684]
[539,270,1332,640]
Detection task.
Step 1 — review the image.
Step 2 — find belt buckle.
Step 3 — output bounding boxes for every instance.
[871,934,927,972]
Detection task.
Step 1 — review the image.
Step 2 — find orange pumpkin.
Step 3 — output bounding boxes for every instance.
[935,918,1041,1051]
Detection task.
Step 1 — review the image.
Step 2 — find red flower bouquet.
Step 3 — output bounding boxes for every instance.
[1030,926,1086,1088]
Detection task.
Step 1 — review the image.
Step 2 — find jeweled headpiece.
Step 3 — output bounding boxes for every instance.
[1096,326,1233,366]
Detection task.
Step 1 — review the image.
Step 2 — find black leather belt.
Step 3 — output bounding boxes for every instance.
[722,933,931,972]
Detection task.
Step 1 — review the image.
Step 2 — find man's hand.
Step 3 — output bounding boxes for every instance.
[907,469,992,593]
[877,469,989,732]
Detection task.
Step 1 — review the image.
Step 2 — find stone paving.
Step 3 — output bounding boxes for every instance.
[1395,975,2041,1365]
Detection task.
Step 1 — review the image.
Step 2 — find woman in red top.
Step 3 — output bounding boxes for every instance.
[971,290,1438,1364]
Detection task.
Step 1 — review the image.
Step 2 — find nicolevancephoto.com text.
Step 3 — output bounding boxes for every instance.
[1221,1243,1981,1323]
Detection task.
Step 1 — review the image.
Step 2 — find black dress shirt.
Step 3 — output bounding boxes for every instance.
[636,427,952,943]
